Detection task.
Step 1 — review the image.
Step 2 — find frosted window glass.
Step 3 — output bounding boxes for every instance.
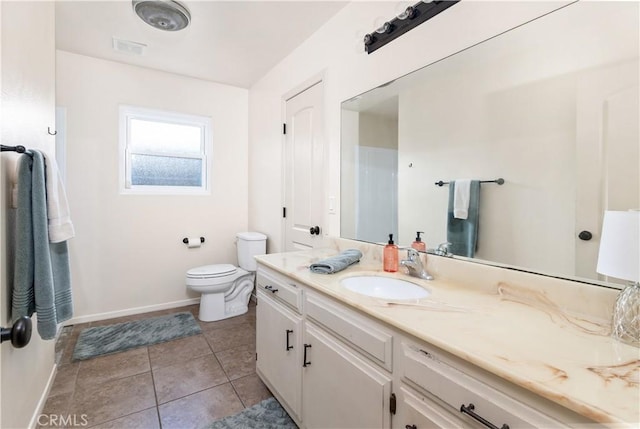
[131,154,202,187]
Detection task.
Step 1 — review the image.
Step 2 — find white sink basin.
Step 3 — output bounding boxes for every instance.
[341,276,430,300]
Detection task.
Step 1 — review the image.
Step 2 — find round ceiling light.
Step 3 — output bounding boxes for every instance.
[132,0,191,32]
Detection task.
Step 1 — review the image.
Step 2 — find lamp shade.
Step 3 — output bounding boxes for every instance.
[596,211,640,283]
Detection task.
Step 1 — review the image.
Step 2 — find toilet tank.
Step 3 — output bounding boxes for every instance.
[236,232,267,271]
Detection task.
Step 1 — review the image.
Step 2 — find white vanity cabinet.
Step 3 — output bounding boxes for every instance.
[256,266,393,429]
[255,263,592,429]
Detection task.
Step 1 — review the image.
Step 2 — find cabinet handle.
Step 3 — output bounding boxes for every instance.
[286,329,293,351]
[264,285,279,293]
[303,343,312,367]
[460,404,509,429]
[405,426,417,429]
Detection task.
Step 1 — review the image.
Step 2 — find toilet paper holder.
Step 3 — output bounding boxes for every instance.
[183,237,205,244]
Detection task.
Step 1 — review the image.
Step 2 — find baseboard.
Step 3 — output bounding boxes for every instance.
[28,364,57,429]
[66,298,200,325]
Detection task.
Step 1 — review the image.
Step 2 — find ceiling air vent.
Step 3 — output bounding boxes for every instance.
[112,37,147,56]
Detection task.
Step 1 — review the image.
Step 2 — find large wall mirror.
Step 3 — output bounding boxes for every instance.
[341,1,639,285]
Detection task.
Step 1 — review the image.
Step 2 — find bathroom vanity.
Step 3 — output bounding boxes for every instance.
[255,243,639,429]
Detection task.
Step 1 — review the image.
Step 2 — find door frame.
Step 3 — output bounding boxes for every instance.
[280,71,326,250]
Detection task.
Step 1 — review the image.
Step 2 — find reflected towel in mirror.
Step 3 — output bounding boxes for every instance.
[447,180,480,258]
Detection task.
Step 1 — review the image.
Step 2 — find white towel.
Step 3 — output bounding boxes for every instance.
[453,179,472,219]
[42,151,75,243]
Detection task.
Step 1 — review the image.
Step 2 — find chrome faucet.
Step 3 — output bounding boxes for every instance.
[400,248,433,280]
[431,242,452,257]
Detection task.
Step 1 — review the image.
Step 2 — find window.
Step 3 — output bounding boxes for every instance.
[119,105,212,194]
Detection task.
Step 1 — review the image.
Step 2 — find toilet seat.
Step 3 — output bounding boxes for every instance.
[187,264,237,279]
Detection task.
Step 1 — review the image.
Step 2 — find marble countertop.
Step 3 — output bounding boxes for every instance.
[255,248,639,426]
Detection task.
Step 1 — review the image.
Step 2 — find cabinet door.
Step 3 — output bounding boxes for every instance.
[303,323,392,429]
[256,290,302,420]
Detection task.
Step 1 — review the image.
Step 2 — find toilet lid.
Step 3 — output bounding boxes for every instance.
[187,264,237,279]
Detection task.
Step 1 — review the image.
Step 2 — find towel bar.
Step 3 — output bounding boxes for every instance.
[435,178,504,187]
[1,144,28,154]
[0,316,32,348]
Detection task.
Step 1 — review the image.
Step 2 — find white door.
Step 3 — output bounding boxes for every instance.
[575,61,639,280]
[284,81,324,251]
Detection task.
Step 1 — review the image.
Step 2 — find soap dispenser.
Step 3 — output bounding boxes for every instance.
[411,231,426,252]
[383,234,399,272]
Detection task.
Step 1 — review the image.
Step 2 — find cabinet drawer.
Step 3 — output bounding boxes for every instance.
[400,386,467,429]
[306,290,393,371]
[257,267,303,313]
[401,342,567,428]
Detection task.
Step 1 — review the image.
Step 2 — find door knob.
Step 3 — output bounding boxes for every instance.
[0,316,32,348]
[309,226,320,235]
[578,230,593,241]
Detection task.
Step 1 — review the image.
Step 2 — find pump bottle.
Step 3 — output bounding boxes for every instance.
[383,234,399,272]
[411,231,426,252]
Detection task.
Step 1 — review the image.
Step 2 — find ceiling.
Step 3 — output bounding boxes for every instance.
[55,1,347,88]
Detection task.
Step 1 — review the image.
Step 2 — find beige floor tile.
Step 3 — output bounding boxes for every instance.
[231,374,273,408]
[88,407,160,429]
[48,363,80,397]
[76,347,150,389]
[215,344,256,380]
[69,372,156,427]
[153,354,228,404]
[148,334,211,370]
[203,322,255,352]
[158,383,244,429]
[37,393,74,428]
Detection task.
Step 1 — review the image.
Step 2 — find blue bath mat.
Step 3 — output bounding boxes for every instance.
[72,312,201,361]
[205,397,297,429]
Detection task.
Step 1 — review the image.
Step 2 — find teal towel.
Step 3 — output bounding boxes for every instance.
[447,180,480,258]
[310,249,363,274]
[12,151,73,340]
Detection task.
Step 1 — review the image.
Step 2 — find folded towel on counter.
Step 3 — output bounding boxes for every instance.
[309,249,363,274]
[447,180,481,258]
[12,150,73,340]
[42,151,75,243]
[453,179,472,219]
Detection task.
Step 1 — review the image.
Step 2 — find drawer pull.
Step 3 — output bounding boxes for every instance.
[265,285,279,293]
[405,426,417,429]
[303,344,312,367]
[460,404,509,429]
[286,329,293,351]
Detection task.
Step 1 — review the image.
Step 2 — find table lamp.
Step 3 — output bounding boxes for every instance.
[596,210,640,346]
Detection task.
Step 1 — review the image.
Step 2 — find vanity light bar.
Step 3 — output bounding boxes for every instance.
[364,0,459,54]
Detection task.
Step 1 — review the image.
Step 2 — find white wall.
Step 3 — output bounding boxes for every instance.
[56,51,249,321]
[1,2,57,428]
[248,1,570,253]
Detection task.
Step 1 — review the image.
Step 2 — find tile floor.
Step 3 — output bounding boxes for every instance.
[40,301,273,428]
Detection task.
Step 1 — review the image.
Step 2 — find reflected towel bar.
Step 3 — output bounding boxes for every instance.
[435,178,505,187]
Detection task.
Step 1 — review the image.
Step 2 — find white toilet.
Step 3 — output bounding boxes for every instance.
[186,232,267,322]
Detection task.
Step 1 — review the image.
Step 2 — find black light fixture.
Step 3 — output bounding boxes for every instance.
[364,1,459,54]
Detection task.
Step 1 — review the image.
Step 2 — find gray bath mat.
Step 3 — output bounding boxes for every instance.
[72,312,201,361]
[205,397,297,429]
